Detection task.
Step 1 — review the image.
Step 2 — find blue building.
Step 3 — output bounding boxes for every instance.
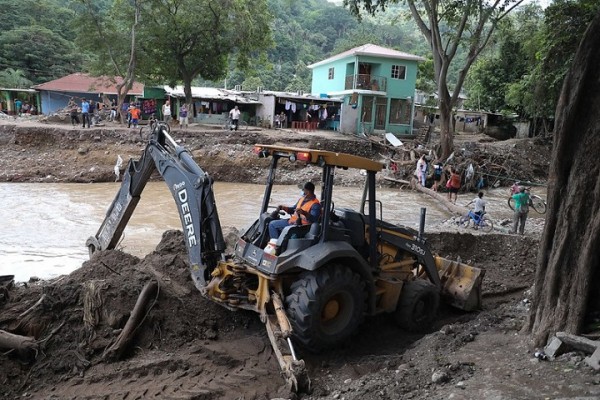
[308,44,424,136]
[32,73,144,114]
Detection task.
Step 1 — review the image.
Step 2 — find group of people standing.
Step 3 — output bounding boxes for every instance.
[65,97,250,132]
[161,100,189,130]
[414,155,531,234]
[67,97,117,128]
[415,155,461,203]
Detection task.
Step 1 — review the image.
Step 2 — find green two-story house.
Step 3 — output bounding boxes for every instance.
[308,43,424,136]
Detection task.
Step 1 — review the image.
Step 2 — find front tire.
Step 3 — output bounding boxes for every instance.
[459,215,471,228]
[285,264,365,352]
[479,216,494,233]
[394,279,440,332]
[530,195,547,214]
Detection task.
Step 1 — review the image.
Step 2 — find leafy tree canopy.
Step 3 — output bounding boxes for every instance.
[0,26,81,84]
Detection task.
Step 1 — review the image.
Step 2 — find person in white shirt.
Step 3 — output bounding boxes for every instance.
[229,105,241,131]
[162,100,172,124]
[415,155,427,186]
[470,191,486,218]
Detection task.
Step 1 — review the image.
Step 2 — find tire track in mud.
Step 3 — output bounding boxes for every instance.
[30,336,283,399]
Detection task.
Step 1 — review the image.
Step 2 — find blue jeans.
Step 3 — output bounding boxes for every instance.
[269,219,291,239]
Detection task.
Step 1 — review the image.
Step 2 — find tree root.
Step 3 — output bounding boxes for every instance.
[18,294,47,319]
[103,280,159,361]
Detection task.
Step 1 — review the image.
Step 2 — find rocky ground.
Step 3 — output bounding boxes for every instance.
[0,117,598,399]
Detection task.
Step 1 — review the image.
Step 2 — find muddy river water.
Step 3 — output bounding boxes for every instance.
[0,182,535,282]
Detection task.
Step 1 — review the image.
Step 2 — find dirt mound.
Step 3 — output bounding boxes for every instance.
[2,229,599,399]
[0,230,286,399]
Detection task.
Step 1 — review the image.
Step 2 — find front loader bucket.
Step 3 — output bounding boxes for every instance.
[434,257,485,311]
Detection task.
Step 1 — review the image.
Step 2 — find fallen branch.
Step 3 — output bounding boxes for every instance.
[0,329,38,358]
[102,280,159,361]
[410,179,469,216]
[18,294,46,319]
[37,321,65,346]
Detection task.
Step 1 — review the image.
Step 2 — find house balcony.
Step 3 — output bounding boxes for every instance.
[344,74,387,92]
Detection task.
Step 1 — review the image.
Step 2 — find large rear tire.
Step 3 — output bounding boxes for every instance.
[394,279,440,332]
[285,264,365,352]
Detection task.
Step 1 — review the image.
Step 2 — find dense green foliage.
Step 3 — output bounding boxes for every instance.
[139,0,273,105]
[464,0,600,123]
[217,0,428,91]
[0,0,82,86]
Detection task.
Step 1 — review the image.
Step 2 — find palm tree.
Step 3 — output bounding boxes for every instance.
[0,68,33,88]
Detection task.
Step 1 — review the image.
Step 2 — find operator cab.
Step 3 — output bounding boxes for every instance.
[236,145,384,273]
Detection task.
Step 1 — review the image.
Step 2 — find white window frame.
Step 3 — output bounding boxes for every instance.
[391,65,406,80]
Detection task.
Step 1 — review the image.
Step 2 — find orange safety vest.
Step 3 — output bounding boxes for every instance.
[288,196,320,225]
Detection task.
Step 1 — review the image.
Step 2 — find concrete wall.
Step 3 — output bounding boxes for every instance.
[340,101,358,134]
[514,122,530,139]
[256,94,276,127]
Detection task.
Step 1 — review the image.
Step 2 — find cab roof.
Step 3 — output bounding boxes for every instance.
[255,144,384,172]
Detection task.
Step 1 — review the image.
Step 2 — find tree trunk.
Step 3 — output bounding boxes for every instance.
[183,79,193,111]
[526,12,600,347]
[438,92,454,160]
[411,179,468,216]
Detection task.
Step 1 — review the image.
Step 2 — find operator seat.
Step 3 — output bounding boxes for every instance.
[243,211,277,249]
[331,208,366,247]
[275,223,316,255]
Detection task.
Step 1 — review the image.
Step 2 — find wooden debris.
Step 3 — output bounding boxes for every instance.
[0,329,38,357]
[18,294,46,319]
[103,280,159,361]
[545,332,600,370]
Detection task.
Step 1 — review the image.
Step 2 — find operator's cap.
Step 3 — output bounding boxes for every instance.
[303,182,315,192]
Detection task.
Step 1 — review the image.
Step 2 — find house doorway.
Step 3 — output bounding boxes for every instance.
[375,97,387,130]
[358,63,372,89]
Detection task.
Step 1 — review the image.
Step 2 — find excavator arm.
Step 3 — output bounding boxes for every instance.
[86,123,226,290]
[88,123,309,392]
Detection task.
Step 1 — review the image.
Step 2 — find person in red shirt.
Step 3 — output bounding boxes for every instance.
[447,167,461,204]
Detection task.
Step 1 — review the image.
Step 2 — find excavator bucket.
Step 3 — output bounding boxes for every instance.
[434,257,485,311]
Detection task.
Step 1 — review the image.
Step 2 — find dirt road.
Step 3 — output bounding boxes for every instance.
[1,118,597,399]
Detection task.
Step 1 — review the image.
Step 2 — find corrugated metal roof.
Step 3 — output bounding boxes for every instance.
[260,90,343,103]
[32,73,144,95]
[0,88,37,92]
[308,43,425,69]
[163,85,261,104]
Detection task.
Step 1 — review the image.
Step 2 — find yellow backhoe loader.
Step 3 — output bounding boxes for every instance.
[87,123,484,391]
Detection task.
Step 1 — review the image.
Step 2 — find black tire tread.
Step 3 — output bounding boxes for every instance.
[285,264,365,352]
[394,279,440,332]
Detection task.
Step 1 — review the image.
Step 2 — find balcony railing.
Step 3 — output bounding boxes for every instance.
[344,74,387,92]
